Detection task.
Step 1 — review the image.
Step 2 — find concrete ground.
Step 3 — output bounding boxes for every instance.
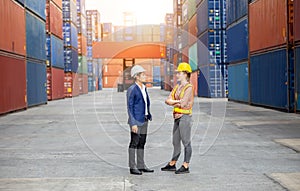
[0,88,300,191]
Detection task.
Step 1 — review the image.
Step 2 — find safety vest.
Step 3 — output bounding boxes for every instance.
[171,83,193,114]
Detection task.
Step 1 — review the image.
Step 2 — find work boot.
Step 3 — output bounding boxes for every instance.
[175,165,189,174]
[161,163,176,171]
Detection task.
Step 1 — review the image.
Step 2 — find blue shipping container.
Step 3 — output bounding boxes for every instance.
[63,22,78,49]
[226,0,248,27]
[26,11,46,61]
[197,0,208,36]
[46,34,64,69]
[296,46,300,111]
[153,66,161,86]
[62,0,77,24]
[88,76,95,92]
[250,49,288,109]
[25,0,46,20]
[227,18,248,63]
[189,42,198,71]
[228,62,248,102]
[76,0,86,17]
[64,47,78,72]
[198,64,227,98]
[26,61,47,107]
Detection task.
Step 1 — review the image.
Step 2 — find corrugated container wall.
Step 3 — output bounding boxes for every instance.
[52,0,62,9]
[196,0,208,36]
[228,62,249,102]
[63,22,78,49]
[78,55,88,74]
[189,43,198,71]
[296,46,300,111]
[188,14,197,46]
[46,1,63,39]
[0,54,27,114]
[25,0,46,20]
[0,0,26,56]
[227,17,248,63]
[249,0,287,53]
[64,72,80,97]
[226,0,248,26]
[76,0,86,17]
[188,0,197,20]
[46,34,64,68]
[250,49,289,109]
[62,0,77,24]
[64,47,78,72]
[26,11,46,61]
[47,67,65,100]
[295,0,300,43]
[26,61,47,107]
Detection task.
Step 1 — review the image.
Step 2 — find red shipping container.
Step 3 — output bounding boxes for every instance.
[191,71,198,96]
[295,0,300,43]
[46,1,63,39]
[78,74,88,94]
[103,64,123,76]
[0,0,26,55]
[78,34,87,56]
[50,0,62,9]
[182,46,189,62]
[47,67,65,100]
[102,76,120,88]
[95,77,99,90]
[249,0,287,53]
[64,72,80,97]
[188,14,197,46]
[0,54,27,114]
[173,53,178,85]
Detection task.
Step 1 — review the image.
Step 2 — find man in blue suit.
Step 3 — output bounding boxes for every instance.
[127,65,154,175]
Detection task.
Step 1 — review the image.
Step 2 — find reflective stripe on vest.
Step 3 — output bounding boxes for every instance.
[171,83,193,114]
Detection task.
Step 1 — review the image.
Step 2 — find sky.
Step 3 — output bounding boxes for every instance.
[85,0,173,25]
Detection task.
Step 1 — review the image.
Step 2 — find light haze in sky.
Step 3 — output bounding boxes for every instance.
[85,0,173,25]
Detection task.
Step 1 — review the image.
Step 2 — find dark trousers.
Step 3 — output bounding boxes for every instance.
[128,121,148,169]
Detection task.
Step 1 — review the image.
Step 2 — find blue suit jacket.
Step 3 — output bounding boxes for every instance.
[127,83,152,127]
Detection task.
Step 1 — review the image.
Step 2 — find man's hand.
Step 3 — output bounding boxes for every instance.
[131,125,138,134]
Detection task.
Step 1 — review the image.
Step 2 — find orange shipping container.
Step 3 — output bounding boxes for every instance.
[79,74,88,95]
[102,64,123,76]
[64,72,80,97]
[78,34,87,56]
[0,0,26,55]
[102,76,120,88]
[188,14,197,46]
[51,0,62,9]
[182,46,189,62]
[295,0,300,43]
[46,1,63,39]
[249,0,287,53]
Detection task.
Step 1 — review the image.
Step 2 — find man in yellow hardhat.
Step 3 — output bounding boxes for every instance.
[161,62,194,174]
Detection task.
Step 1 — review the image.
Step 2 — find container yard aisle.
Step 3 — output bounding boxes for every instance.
[0,89,300,190]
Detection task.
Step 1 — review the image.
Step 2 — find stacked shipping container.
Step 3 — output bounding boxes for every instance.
[77,0,88,95]
[86,10,102,91]
[196,0,227,98]
[25,0,47,107]
[295,0,300,111]
[0,0,27,114]
[63,0,79,97]
[226,0,249,102]
[249,0,295,111]
[46,0,65,100]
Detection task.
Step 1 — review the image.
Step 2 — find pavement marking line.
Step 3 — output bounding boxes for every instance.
[0,177,133,191]
[268,173,300,191]
[234,121,300,127]
[274,139,300,153]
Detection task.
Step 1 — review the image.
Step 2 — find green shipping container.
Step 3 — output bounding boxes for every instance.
[188,0,197,21]
[78,55,88,74]
[189,43,198,71]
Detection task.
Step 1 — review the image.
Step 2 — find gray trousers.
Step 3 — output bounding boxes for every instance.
[128,121,148,169]
[171,114,192,163]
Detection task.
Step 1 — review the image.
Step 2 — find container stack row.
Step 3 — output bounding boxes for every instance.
[63,0,80,97]
[196,0,227,98]
[227,0,299,112]
[46,0,65,101]
[226,0,249,103]
[76,0,88,95]
[86,10,102,91]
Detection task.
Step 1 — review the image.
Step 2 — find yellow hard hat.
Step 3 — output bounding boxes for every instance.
[176,62,192,73]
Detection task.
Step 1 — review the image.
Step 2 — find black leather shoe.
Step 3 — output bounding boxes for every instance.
[130,168,142,175]
[175,165,190,174]
[161,163,176,171]
[139,167,154,173]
